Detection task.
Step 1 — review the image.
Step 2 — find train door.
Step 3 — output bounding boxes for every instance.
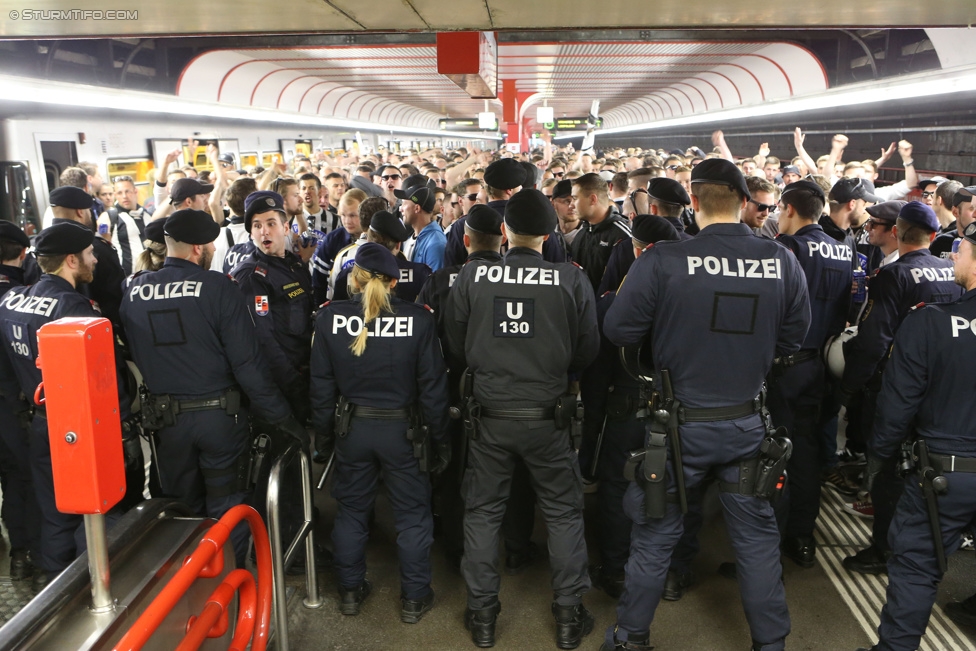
[39,139,78,191]
[0,161,40,234]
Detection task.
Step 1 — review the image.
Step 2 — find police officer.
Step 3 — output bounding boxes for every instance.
[602,159,811,651]
[445,189,599,650]
[311,242,449,623]
[0,221,40,582]
[840,201,962,576]
[854,221,976,651]
[331,210,431,303]
[230,191,314,423]
[769,180,853,568]
[119,209,304,560]
[0,222,130,590]
[583,214,681,600]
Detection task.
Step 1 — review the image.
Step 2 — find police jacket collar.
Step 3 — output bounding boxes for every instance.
[228,214,245,224]
[897,248,934,262]
[504,246,543,260]
[0,263,24,284]
[466,250,502,263]
[251,247,293,265]
[698,222,755,236]
[487,199,508,213]
[962,288,976,302]
[163,256,205,271]
[794,223,825,237]
[39,272,77,292]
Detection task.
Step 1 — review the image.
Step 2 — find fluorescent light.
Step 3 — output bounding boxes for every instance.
[478,112,498,129]
[536,106,554,124]
[0,74,502,140]
[554,65,976,139]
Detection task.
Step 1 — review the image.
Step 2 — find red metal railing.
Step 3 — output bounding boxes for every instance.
[113,504,272,651]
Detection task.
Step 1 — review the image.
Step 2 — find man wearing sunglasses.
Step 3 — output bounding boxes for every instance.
[840,202,963,577]
[931,182,969,259]
[742,177,779,236]
[862,202,905,270]
[378,164,403,207]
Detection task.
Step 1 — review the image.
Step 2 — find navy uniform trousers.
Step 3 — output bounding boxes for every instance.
[609,415,791,651]
[0,404,39,559]
[30,414,84,574]
[462,417,589,609]
[876,472,976,651]
[596,415,646,576]
[331,416,433,601]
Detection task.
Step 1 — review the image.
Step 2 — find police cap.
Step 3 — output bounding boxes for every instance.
[504,188,557,236]
[355,241,400,279]
[34,222,94,256]
[828,177,880,204]
[164,209,220,245]
[484,158,527,191]
[781,179,826,203]
[631,214,679,245]
[369,210,410,242]
[393,185,436,213]
[144,218,166,244]
[244,190,286,231]
[690,159,751,200]
[551,179,573,200]
[897,201,940,232]
[0,221,30,248]
[865,200,907,224]
[50,186,94,210]
[170,177,215,205]
[647,178,691,206]
[465,204,503,235]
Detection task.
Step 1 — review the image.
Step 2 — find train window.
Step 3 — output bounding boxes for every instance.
[240,152,258,168]
[0,161,40,236]
[107,158,153,205]
[262,152,283,167]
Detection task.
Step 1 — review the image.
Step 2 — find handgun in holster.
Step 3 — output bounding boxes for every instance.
[554,394,583,449]
[407,408,430,473]
[336,396,353,438]
[451,368,477,484]
[752,435,793,499]
[238,431,272,491]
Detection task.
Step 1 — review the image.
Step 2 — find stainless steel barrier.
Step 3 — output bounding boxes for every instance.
[265,441,323,651]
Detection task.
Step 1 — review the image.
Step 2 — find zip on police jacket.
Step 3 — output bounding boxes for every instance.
[119,257,292,423]
[310,297,449,441]
[776,223,854,349]
[872,289,976,459]
[842,248,963,393]
[570,208,632,290]
[444,247,599,408]
[604,222,811,410]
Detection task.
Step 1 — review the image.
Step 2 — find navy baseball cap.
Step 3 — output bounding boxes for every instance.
[170,177,215,205]
[952,186,976,208]
[164,209,220,245]
[781,179,826,203]
[34,222,93,255]
[691,159,751,200]
[781,165,802,178]
[829,177,880,204]
[355,241,400,279]
[897,201,940,232]
[244,191,286,231]
[50,186,94,209]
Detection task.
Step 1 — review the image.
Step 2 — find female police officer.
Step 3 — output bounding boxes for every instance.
[311,242,450,623]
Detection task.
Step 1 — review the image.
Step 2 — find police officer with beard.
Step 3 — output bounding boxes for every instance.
[769,180,853,568]
[445,189,599,650]
[119,209,305,561]
[230,191,314,423]
[602,159,810,651]
[311,243,449,623]
[0,222,133,590]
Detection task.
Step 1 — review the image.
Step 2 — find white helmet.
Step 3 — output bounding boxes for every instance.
[823,326,858,380]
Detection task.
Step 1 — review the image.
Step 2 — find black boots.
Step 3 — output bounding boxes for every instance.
[401,590,435,624]
[338,579,372,615]
[465,602,501,648]
[552,603,594,650]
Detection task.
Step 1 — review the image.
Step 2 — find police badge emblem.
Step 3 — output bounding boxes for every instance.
[255,295,269,316]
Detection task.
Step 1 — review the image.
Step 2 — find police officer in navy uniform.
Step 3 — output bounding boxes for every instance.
[602,159,811,651]
[768,180,853,568]
[311,242,449,623]
[0,222,129,590]
[331,210,432,303]
[853,222,976,651]
[0,221,41,583]
[445,189,599,650]
[119,209,305,561]
[840,201,963,576]
[582,214,681,601]
[230,191,314,423]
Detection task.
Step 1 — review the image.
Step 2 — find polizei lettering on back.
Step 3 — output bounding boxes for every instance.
[473,265,560,285]
[129,280,204,301]
[910,267,954,284]
[332,314,414,337]
[686,256,782,279]
[807,241,853,261]
[0,291,59,317]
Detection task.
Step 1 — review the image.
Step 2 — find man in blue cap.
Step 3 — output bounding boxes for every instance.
[601,159,810,651]
[840,201,963,576]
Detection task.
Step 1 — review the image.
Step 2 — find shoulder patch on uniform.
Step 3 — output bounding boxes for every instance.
[255,265,268,277]
[255,295,269,316]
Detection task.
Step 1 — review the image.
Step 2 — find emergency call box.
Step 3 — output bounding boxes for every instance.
[36,318,125,514]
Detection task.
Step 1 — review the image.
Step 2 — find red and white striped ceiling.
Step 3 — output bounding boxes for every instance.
[176,40,828,131]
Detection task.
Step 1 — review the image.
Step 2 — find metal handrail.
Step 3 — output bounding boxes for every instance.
[266,441,323,651]
[112,504,272,651]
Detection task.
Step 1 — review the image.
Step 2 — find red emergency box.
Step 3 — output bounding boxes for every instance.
[36,317,125,514]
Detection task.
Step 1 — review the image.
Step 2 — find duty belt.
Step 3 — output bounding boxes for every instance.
[479,406,556,421]
[177,396,229,412]
[352,405,411,420]
[774,349,820,368]
[678,398,760,423]
[928,453,976,473]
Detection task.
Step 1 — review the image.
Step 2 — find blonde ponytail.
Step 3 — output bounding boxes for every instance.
[135,240,167,272]
[349,264,394,356]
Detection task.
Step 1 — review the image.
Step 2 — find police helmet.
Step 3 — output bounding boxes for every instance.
[823,326,858,380]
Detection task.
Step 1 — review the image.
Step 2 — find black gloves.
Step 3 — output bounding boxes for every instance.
[313,429,335,464]
[429,439,452,476]
[275,414,309,446]
[863,455,886,493]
